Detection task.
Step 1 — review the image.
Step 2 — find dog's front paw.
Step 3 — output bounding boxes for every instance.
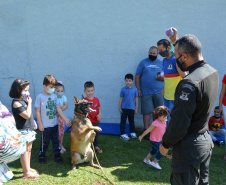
[96,127,102,132]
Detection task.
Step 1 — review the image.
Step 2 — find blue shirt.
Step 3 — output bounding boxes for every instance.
[136,58,164,95]
[120,86,138,110]
[57,95,67,106]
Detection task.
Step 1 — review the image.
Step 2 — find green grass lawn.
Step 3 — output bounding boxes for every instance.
[6,129,226,185]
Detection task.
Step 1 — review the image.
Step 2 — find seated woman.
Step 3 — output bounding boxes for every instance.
[0,102,26,183]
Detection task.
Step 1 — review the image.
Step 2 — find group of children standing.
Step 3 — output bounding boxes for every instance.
[10,70,224,178]
[9,74,102,179]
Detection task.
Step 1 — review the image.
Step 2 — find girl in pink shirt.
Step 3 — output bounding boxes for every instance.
[138,106,169,170]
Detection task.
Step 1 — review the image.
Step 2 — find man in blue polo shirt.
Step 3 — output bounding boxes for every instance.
[119,73,138,140]
[135,46,164,139]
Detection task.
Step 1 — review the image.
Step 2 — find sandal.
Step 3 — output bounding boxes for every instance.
[23,169,39,175]
[22,173,39,179]
[30,169,39,174]
[95,147,103,153]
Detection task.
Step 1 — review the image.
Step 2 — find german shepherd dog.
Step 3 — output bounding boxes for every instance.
[70,96,102,170]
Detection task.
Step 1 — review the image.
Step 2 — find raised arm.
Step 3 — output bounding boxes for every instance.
[13,96,32,119]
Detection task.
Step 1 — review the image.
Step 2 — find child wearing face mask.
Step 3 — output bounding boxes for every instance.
[138,105,170,170]
[9,78,39,179]
[34,74,71,164]
[55,81,68,154]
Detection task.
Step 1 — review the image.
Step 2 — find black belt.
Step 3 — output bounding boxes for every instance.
[185,130,209,139]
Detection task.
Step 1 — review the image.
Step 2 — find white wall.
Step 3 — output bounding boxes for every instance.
[0,0,225,127]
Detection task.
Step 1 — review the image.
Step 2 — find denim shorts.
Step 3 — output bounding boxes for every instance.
[150,141,162,161]
[19,129,36,143]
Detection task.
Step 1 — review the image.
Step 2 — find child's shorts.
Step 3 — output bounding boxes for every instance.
[19,129,36,143]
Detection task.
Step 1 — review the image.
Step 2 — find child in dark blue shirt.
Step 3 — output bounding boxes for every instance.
[119,73,138,140]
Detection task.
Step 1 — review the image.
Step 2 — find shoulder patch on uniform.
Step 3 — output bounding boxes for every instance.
[182,84,195,91]
[179,91,190,101]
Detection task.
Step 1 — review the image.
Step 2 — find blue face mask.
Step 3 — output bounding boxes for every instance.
[47,88,55,94]
[55,92,64,98]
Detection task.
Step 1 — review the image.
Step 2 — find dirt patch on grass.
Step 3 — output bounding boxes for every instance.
[92,179,108,185]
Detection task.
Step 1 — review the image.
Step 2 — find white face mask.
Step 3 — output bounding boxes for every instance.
[47,88,55,95]
[21,91,30,100]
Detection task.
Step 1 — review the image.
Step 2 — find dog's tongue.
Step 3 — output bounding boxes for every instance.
[85,107,96,112]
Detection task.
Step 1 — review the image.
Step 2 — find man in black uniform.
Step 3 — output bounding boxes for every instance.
[159,28,219,185]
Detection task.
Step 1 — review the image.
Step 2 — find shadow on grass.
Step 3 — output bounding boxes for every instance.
[7,130,171,184]
[94,133,171,184]
[6,130,226,184]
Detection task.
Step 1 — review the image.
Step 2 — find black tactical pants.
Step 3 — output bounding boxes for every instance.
[170,131,213,185]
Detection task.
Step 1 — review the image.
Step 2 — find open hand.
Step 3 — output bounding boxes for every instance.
[39,124,44,131]
[119,108,123,115]
[138,90,142,97]
[159,144,169,156]
[135,109,138,114]
[65,119,72,127]
[97,114,101,121]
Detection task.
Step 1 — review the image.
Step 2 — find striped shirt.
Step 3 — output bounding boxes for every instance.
[163,54,182,100]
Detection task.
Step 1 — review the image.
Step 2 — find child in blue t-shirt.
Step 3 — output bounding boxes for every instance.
[119,73,138,140]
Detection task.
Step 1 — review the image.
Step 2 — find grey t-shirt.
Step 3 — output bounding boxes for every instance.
[34,93,59,128]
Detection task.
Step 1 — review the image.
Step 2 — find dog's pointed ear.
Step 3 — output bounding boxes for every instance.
[74,96,79,104]
[82,95,85,100]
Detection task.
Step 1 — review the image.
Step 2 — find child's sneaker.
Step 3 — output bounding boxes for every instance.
[150,162,162,170]
[143,159,152,165]
[61,146,66,152]
[219,141,224,147]
[215,140,224,146]
[55,154,63,164]
[130,133,137,139]
[39,155,46,164]
[120,134,130,141]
